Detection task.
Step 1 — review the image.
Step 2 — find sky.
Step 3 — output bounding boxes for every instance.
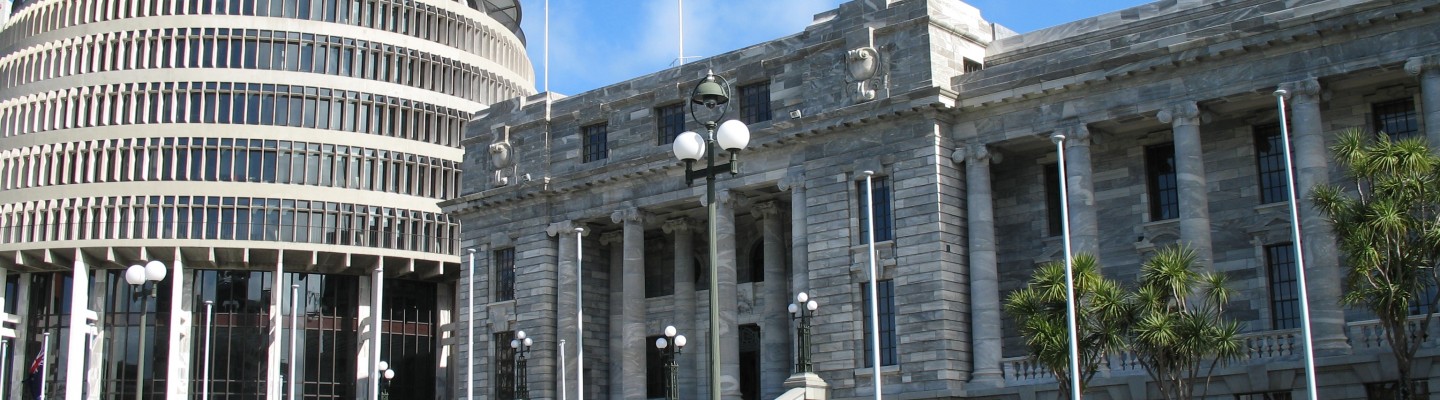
[516,0,1153,96]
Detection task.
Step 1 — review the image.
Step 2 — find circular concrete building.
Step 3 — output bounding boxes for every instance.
[0,1,532,398]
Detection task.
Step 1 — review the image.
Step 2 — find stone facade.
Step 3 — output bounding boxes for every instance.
[446,0,1440,399]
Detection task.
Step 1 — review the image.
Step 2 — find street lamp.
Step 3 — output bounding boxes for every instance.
[124,260,167,400]
[510,330,534,400]
[654,325,687,400]
[377,360,395,400]
[788,292,819,373]
[670,70,751,400]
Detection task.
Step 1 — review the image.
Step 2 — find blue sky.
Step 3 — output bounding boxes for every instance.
[517,0,1153,95]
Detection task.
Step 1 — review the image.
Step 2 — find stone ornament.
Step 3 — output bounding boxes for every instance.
[490,126,517,186]
[847,47,883,103]
[1405,55,1440,77]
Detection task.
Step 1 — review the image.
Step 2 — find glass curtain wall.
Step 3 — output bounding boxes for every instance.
[26,273,73,399]
[284,273,358,399]
[191,270,273,400]
[380,279,437,399]
[101,270,174,400]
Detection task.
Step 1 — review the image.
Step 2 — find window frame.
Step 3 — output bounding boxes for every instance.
[857,175,894,243]
[581,122,608,163]
[737,81,771,125]
[861,279,898,368]
[1145,142,1179,221]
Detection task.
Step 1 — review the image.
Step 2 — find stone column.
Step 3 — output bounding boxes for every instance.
[756,201,789,398]
[663,219,699,395]
[1280,78,1350,353]
[1063,124,1100,257]
[546,221,587,398]
[1158,101,1216,267]
[961,143,1003,386]
[779,171,809,297]
[1406,55,1440,148]
[610,208,648,399]
[602,230,624,400]
[715,189,743,399]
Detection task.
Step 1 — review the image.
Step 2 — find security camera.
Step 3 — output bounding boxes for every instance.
[789,109,803,119]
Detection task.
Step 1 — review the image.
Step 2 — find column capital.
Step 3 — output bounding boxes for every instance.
[753,201,781,220]
[546,220,590,237]
[1406,55,1440,77]
[662,218,697,235]
[702,188,746,208]
[1157,101,1207,127]
[778,170,806,192]
[1278,78,1322,103]
[1055,123,1092,148]
[610,207,654,225]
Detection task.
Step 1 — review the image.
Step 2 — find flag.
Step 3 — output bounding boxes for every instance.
[24,348,42,400]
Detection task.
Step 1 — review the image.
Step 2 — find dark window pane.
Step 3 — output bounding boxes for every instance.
[857,176,894,242]
[1266,243,1299,330]
[655,103,685,145]
[1253,124,1291,204]
[1146,143,1179,221]
[1045,163,1063,236]
[1373,98,1419,140]
[494,248,516,301]
[581,123,608,163]
[861,279,897,367]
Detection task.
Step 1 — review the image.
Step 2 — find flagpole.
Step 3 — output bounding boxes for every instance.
[466,249,476,400]
[575,227,585,400]
[1274,89,1319,400]
[203,300,214,400]
[861,171,882,400]
[559,339,568,400]
[1052,133,1082,400]
[40,331,49,400]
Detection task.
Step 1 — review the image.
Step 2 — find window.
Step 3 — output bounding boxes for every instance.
[656,103,685,145]
[1145,142,1179,221]
[581,123,608,163]
[857,175,894,242]
[1235,391,1292,400]
[1044,163,1062,236]
[646,334,666,398]
[1253,124,1290,204]
[494,248,515,302]
[1372,98,1419,140]
[740,324,762,400]
[861,279,897,367]
[740,241,764,284]
[494,331,516,400]
[737,81,771,124]
[644,249,673,298]
[1265,243,1299,330]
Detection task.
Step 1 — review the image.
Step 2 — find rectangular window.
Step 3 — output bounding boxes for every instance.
[1372,98,1419,140]
[1266,243,1299,330]
[861,279,897,367]
[1044,163,1062,237]
[1146,142,1179,221]
[1253,124,1291,204]
[857,176,894,242]
[646,334,666,398]
[493,331,516,400]
[494,247,515,302]
[645,255,673,298]
[655,103,685,145]
[738,81,771,124]
[581,123,608,163]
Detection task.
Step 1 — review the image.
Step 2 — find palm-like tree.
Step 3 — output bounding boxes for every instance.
[1004,253,1128,397]
[1312,128,1440,399]
[1128,245,1242,400]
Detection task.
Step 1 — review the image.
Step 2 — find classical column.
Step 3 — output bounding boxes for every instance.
[960,143,1003,386]
[756,201,789,398]
[1063,124,1100,257]
[779,171,809,297]
[610,208,648,400]
[546,221,588,399]
[714,190,743,399]
[603,230,625,400]
[1158,101,1216,267]
[1279,78,1350,353]
[1406,55,1440,148]
[664,219,699,395]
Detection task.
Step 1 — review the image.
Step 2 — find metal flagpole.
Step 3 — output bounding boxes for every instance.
[0,339,6,399]
[467,249,476,400]
[1274,89,1320,400]
[575,227,585,400]
[203,300,214,400]
[40,331,49,400]
[678,0,685,65]
[861,171,882,400]
[1052,133,1082,400]
[290,284,299,400]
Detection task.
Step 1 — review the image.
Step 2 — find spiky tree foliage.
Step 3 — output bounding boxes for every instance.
[1311,128,1440,399]
[1128,245,1243,400]
[1004,253,1129,397]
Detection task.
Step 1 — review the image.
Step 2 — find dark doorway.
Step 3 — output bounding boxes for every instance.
[739,324,761,400]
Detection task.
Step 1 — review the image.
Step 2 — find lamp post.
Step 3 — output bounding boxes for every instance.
[510,330,534,400]
[377,360,395,400]
[670,70,751,400]
[123,260,167,400]
[788,292,819,373]
[654,325,687,400]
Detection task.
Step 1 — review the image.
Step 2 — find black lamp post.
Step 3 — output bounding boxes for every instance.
[788,292,819,373]
[377,360,395,400]
[670,71,751,400]
[510,330,533,400]
[654,325,688,400]
[124,260,167,400]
